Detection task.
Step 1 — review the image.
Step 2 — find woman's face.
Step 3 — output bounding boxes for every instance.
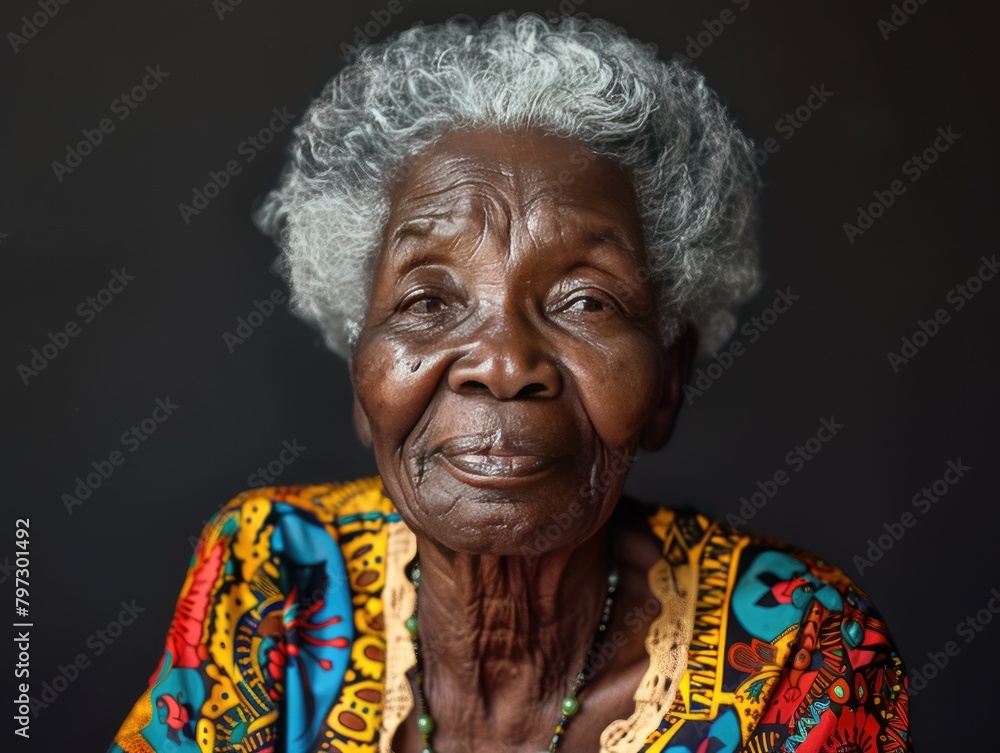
[351,127,688,556]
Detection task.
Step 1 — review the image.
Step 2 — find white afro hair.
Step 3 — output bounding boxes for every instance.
[255,11,761,357]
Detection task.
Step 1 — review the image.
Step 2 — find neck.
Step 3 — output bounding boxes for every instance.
[412,526,612,744]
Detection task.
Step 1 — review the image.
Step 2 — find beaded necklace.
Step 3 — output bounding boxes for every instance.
[405,560,619,753]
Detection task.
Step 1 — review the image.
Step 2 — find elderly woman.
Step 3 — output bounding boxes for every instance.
[109,13,911,753]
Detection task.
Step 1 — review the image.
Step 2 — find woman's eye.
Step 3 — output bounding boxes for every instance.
[403,294,446,314]
[563,294,618,315]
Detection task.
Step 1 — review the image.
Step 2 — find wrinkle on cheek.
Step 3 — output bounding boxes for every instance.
[439,492,462,522]
[403,471,463,538]
[578,342,662,449]
[401,412,436,501]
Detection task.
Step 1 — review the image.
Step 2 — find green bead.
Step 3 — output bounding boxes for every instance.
[561,696,580,716]
[405,615,419,638]
[417,714,435,734]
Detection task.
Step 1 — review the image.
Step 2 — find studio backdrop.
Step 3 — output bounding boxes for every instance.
[3,1,997,750]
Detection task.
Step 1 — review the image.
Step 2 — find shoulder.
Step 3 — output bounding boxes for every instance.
[642,504,894,641]
[109,477,399,753]
[637,504,912,752]
[208,475,398,536]
[184,476,400,584]
[195,475,403,614]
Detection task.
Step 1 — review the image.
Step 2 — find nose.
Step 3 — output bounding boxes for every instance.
[447,309,562,400]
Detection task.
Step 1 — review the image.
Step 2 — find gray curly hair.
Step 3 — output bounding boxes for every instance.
[254,11,760,358]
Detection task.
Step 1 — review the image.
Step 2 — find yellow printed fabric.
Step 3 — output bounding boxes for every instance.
[108,478,911,752]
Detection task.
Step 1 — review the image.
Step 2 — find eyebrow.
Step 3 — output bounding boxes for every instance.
[383,221,460,281]
[389,215,451,247]
[583,227,639,257]
[387,212,641,262]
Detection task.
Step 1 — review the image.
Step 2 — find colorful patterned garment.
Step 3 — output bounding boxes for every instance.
[108,477,911,753]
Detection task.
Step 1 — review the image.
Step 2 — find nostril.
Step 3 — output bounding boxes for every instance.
[516,383,548,398]
[461,380,491,393]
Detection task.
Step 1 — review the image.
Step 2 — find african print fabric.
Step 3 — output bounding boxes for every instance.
[108,477,911,752]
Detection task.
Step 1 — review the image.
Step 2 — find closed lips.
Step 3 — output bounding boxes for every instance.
[445,452,556,478]
[437,435,561,479]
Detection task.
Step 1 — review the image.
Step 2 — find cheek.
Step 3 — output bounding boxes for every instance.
[575,337,663,450]
[352,334,444,450]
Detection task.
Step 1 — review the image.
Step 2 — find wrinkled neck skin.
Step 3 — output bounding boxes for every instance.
[413,522,612,749]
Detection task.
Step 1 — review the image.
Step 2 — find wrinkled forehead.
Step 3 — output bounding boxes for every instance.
[384,127,644,254]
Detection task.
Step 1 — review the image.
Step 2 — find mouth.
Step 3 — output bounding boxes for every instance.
[435,434,561,488]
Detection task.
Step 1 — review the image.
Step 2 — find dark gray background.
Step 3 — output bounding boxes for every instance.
[3,0,996,750]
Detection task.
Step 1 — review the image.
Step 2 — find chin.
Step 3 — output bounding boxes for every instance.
[398,485,608,560]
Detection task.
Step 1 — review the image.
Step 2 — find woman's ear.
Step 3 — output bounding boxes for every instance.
[639,327,697,452]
